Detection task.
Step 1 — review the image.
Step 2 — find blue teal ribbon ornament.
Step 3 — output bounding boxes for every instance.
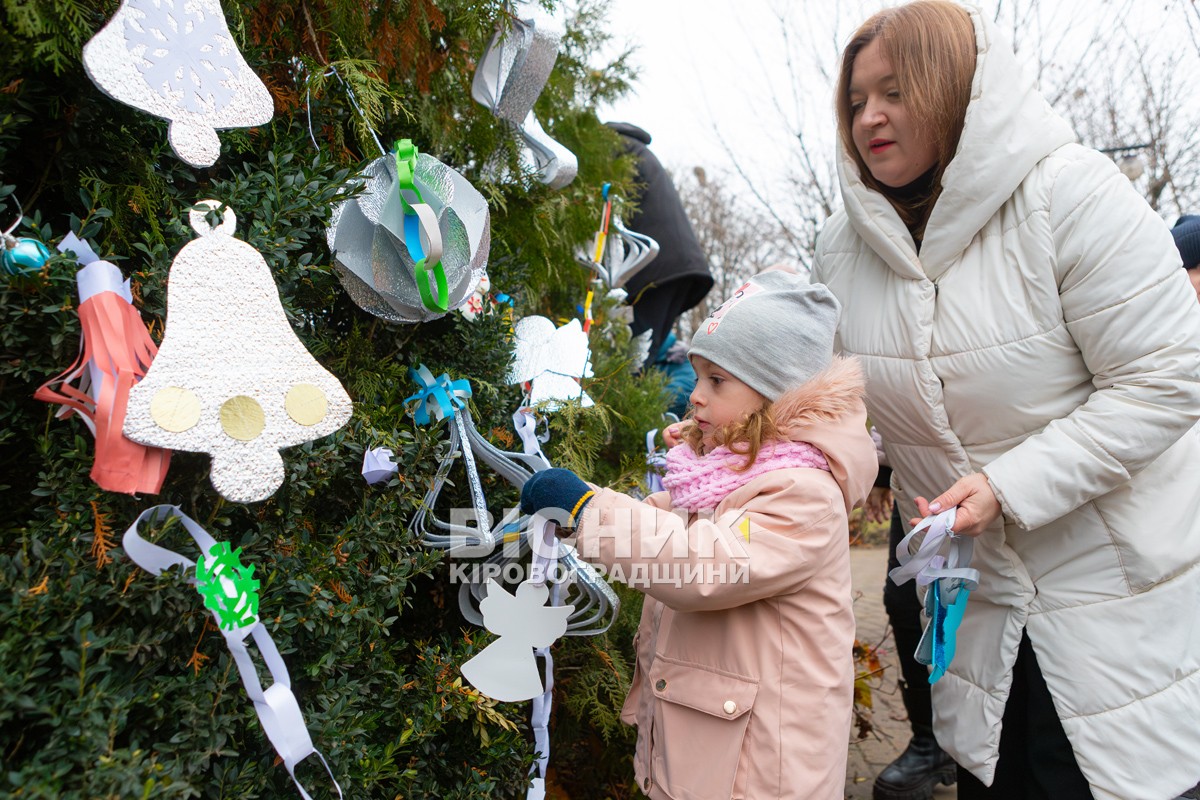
[404,364,493,552]
[404,364,472,426]
[888,508,980,684]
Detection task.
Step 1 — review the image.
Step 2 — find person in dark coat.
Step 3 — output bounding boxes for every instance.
[1172,215,1200,303]
[605,122,713,360]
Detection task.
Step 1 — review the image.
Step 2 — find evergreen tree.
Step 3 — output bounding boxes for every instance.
[0,1,661,797]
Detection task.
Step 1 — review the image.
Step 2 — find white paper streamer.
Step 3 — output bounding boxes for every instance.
[122,505,343,800]
[889,507,980,603]
[512,408,551,462]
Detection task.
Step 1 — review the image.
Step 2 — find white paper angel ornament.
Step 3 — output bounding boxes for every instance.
[507,316,593,410]
[123,201,352,503]
[460,579,573,702]
[81,0,274,168]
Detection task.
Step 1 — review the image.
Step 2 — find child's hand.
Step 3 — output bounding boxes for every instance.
[521,468,595,529]
[662,422,684,448]
[864,486,892,524]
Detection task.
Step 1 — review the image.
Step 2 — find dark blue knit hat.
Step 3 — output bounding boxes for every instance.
[1172,216,1200,270]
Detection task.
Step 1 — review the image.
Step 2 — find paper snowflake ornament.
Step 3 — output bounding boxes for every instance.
[82,0,274,167]
[327,144,490,323]
[507,316,594,409]
[460,579,573,702]
[123,201,352,503]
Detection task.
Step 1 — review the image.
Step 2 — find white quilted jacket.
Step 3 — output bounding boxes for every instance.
[812,8,1200,800]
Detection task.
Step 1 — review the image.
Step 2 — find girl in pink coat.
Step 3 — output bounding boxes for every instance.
[521,270,879,799]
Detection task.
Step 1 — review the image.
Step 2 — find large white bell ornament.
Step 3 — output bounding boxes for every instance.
[124,201,353,503]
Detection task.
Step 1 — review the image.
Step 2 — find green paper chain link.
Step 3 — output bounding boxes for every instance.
[393,138,449,313]
[195,542,261,631]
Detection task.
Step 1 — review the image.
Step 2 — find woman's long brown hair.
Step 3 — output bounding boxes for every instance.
[835,1,976,240]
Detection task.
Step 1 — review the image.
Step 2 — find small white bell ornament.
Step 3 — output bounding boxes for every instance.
[82,0,274,167]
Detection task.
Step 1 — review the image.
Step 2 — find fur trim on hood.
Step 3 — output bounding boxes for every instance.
[773,356,867,438]
[771,356,877,512]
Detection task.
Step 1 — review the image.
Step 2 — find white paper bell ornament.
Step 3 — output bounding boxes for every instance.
[82,0,274,168]
[327,141,491,323]
[124,201,353,503]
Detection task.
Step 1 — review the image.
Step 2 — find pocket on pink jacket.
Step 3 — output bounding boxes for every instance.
[648,658,759,799]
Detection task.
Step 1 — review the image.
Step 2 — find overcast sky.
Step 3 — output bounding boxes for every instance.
[597,0,812,180]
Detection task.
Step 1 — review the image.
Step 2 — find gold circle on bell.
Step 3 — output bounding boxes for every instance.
[150,386,202,432]
[285,384,328,426]
[220,395,265,441]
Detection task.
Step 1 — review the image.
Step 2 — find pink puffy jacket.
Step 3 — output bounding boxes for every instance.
[573,358,878,799]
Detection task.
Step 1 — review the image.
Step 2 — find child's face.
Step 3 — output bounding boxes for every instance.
[688,356,767,451]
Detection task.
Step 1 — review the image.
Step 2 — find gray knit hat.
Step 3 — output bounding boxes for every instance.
[688,270,841,401]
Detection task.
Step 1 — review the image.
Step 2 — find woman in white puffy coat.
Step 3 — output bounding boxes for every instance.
[811,2,1200,799]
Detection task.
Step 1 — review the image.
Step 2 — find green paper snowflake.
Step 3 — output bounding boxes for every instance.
[195,542,260,631]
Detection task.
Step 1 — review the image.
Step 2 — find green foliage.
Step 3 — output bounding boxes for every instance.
[0,1,663,798]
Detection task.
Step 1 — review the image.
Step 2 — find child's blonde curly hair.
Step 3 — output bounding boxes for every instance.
[679,401,780,472]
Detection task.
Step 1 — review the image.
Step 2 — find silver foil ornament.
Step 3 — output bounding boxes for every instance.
[473,1,578,190]
[327,150,490,323]
[577,189,659,289]
[592,215,659,288]
[123,201,353,503]
[82,0,274,168]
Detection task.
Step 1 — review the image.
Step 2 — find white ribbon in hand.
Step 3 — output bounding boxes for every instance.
[888,507,980,603]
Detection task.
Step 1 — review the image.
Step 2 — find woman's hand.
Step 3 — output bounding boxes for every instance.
[865,486,893,524]
[910,472,1002,537]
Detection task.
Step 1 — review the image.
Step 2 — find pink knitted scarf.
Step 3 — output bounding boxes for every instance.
[661,440,830,511]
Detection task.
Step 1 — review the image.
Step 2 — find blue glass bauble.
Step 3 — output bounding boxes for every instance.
[2,237,51,276]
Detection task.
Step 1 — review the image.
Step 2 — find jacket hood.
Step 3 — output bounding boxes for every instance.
[772,356,877,512]
[606,121,652,145]
[836,5,1076,280]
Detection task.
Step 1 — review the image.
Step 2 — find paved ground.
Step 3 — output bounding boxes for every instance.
[846,545,957,799]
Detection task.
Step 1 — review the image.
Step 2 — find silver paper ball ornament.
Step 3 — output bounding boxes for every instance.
[327,149,490,323]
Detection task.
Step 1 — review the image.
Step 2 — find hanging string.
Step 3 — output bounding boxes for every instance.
[301,61,386,158]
